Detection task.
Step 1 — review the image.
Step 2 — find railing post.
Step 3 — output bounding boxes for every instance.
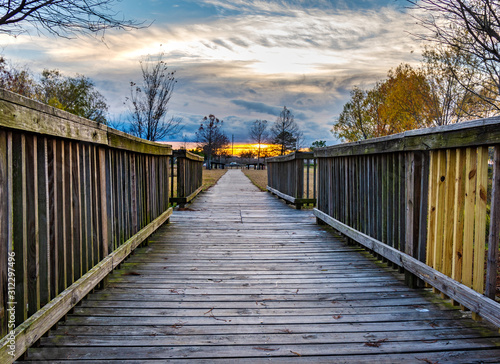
[295,158,304,210]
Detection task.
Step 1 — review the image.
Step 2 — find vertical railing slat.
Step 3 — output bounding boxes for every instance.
[486,145,500,299]
[462,147,477,288]
[473,147,489,296]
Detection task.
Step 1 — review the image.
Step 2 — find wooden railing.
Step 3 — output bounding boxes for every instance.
[266,151,316,209]
[0,89,173,362]
[170,149,204,207]
[314,117,500,328]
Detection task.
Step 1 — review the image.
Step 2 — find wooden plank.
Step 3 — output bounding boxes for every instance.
[47,139,57,300]
[0,207,173,363]
[12,133,27,325]
[452,148,466,283]
[26,135,39,317]
[463,148,477,288]
[485,145,500,299]
[405,153,416,257]
[433,150,446,273]
[83,144,91,274]
[38,137,49,308]
[72,142,81,282]
[130,154,138,234]
[442,149,456,277]
[266,186,315,206]
[418,151,430,264]
[267,151,314,163]
[314,208,500,327]
[99,148,109,258]
[472,146,489,296]
[485,145,499,299]
[64,141,73,287]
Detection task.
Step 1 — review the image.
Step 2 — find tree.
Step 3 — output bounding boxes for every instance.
[240,150,255,161]
[333,64,439,142]
[408,0,500,111]
[248,119,268,165]
[270,106,300,155]
[309,140,326,151]
[0,58,109,123]
[39,69,108,123]
[378,64,437,132]
[332,87,374,142]
[0,0,143,38]
[196,114,228,169]
[422,44,492,125]
[126,53,182,141]
[0,56,38,98]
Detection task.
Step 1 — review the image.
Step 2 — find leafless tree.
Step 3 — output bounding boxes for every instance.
[126,53,182,141]
[196,114,229,169]
[0,0,143,37]
[249,119,268,165]
[270,106,300,155]
[408,0,500,111]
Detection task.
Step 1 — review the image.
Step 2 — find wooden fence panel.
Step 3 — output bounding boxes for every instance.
[0,90,173,362]
[170,150,203,207]
[313,119,500,327]
[266,152,316,209]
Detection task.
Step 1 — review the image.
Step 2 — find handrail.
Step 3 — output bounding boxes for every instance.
[266,151,316,209]
[0,89,173,362]
[170,149,204,207]
[314,117,500,328]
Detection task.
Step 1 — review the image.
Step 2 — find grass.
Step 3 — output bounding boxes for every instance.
[242,169,268,191]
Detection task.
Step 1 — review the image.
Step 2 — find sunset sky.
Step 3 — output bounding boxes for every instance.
[0,0,424,147]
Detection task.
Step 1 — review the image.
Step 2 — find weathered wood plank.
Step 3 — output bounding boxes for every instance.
[486,145,500,299]
[462,147,477,288]
[473,146,489,297]
[452,148,466,283]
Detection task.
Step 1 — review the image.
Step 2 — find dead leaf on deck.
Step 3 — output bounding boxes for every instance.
[290,350,302,357]
[253,347,278,352]
[332,315,342,320]
[364,338,388,347]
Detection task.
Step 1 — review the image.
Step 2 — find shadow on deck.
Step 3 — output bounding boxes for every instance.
[23,170,500,363]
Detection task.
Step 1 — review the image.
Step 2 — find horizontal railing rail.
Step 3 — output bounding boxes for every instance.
[266,151,316,209]
[0,89,173,362]
[170,149,204,207]
[314,117,500,328]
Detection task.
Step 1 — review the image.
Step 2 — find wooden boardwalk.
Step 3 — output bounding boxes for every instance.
[24,170,500,363]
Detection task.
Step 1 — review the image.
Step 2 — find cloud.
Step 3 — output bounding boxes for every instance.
[231,100,281,116]
[0,0,423,145]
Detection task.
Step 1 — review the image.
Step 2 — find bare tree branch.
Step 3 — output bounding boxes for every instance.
[0,0,145,38]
